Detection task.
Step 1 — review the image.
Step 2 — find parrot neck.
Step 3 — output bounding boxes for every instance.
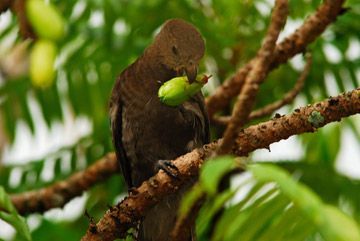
[135,50,176,87]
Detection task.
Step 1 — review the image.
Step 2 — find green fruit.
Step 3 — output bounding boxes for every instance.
[26,0,65,41]
[30,39,57,88]
[158,75,210,107]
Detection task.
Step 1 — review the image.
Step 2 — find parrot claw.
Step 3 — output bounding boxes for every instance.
[156,160,180,180]
[128,187,139,195]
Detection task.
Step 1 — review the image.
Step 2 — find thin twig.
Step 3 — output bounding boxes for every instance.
[250,54,311,118]
[214,53,312,125]
[217,0,289,155]
[11,0,35,39]
[0,0,35,39]
[206,0,346,118]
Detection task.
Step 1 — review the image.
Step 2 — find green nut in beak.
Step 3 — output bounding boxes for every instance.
[158,75,211,107]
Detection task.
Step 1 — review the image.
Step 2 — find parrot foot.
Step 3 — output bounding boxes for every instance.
[128,187,139,195]
[156,160,180,180]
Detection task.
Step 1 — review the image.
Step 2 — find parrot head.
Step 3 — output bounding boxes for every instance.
[153,19,205,83]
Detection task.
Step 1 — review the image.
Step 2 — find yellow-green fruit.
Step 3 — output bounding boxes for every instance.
[26,0,65,41]
[30,39,57,88]
[158,75,210,107]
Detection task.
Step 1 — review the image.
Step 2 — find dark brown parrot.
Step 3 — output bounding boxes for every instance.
[109,19,209,241]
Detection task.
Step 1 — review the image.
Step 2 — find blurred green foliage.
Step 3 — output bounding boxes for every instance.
[190,159,360,241]
[0,187,31,241]
[0,0,359,240]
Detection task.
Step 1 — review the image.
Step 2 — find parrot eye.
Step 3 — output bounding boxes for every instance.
[172,46,178,55]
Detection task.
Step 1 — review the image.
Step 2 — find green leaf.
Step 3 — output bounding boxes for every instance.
[250,164,360,241]
[178,183,204,217]
[235,195,289,241]
[199,155,237,195]
[0,186,15,213]
[250,164,323,210]
[256,206,306,241]
[211,183,278,241]
[0,186,32,241]
[321,205,360,241]
[197,188,238,237]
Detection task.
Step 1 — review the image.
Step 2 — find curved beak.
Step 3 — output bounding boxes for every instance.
[185,63,198,84]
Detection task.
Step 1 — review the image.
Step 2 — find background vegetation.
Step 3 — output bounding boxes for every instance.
[0,0,359,240]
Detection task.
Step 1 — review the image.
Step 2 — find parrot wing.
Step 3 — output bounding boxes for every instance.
[110,76,134,188]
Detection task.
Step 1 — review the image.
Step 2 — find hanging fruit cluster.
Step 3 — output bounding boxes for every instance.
[26,0,65,88]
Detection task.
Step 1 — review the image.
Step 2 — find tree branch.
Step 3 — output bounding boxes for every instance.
[218,0,288,154]
[214,53,312,125]
[9,87,359,218]
[10,153,119,215]
[234,89,360,156]
[205,0,346,118]
[81,145,216,241]
[81,88,360,241]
